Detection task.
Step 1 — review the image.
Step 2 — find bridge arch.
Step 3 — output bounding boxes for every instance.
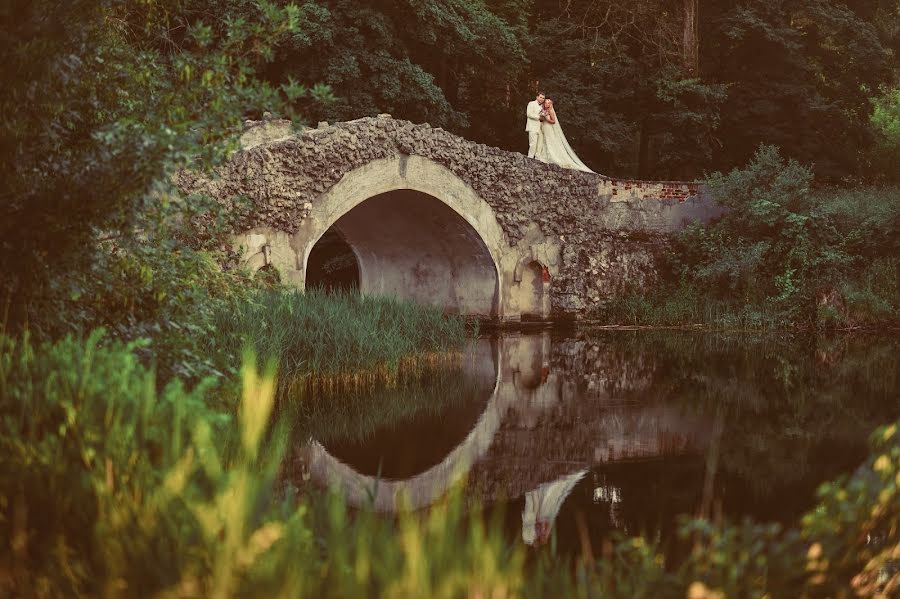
[297,156,511,318]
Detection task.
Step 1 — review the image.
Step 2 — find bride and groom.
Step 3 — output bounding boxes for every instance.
[525,92,594,173]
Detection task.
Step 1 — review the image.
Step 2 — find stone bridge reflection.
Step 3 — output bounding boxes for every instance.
[297,333,711,540]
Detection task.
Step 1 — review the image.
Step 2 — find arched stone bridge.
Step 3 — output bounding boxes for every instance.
[177,115,723,320]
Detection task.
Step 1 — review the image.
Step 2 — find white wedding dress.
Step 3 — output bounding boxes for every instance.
[535,114,595,173]
[521,470,588,546]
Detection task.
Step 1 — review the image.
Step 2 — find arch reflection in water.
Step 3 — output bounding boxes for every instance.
[297,332,712,546]
[302,338,512,512]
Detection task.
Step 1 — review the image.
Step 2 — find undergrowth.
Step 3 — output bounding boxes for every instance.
[1,332,897,597]
[594,149,899,330]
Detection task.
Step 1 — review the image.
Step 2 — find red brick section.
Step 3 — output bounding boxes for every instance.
[607,178,701,203]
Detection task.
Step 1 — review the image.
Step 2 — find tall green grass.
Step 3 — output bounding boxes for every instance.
[594,276,898,330]
[0,331,520,597]
[205,289,470,389]
[593,286,792,330]
[2,332,897,597]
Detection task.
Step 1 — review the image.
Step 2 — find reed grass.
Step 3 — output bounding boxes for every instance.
[596,284,899,331]
[290,356,486,444]
[206,288,471,392]
[281,350,465,399]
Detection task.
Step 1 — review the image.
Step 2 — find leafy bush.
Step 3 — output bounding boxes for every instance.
[0,0,321,328]
[0,330,229,594]
[596,147,899,329]
[0,332,519,598]
[869,87,900,182]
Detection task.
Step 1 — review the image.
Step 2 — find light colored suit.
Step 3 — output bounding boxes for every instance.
[525,100,543,158]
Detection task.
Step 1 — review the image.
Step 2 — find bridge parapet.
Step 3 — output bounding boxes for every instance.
[182,114,718,238]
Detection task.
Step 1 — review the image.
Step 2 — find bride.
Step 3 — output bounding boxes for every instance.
[535,98,595,173]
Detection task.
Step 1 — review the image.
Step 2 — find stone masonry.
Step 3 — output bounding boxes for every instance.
[176,115,723,319]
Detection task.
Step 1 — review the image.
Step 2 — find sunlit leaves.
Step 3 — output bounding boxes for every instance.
[281,76,308,101]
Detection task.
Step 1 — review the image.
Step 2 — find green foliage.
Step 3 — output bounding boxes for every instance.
[599,147,899,328]
[0,330,231,595]
[801,422,900,596]
[260,0,898,181]
[703,0,894,182]
[870,86,900,180]
[275,0,526,143]
[872,87,900,147]
[527,2,728,178]
[33,197,260,382]
[0,333,523,597]
[697,145,822,315]
[204,288,470,387]
[0,0,328,333]
[2,333,897,597]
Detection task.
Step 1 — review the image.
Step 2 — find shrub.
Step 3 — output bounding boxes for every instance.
[597,148,898,329]
[205,288,470,390]
[0,331,519,598]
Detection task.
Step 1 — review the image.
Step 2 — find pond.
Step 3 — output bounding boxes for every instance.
[290,330,899,554]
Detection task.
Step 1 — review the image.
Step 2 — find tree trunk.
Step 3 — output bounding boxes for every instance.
[683,0,699,75]
[637,117,651,178]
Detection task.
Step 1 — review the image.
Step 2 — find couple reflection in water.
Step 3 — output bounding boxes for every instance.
[521,470,587,546]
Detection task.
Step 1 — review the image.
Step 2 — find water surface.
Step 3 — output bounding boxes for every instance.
[293,330,899,553]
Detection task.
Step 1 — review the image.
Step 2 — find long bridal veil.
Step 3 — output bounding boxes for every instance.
[536,114,596,174]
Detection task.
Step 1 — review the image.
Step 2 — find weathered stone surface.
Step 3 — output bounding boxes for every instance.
[177,115,723,319]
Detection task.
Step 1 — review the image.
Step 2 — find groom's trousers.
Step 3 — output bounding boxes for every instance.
[528,132,540,158]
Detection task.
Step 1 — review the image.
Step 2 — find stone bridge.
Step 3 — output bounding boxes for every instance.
[177,115,723,320]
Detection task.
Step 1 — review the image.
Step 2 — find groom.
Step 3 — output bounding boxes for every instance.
[525,92,545,158]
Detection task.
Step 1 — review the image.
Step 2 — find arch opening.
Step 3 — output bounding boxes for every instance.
[306,229,360,292]
[253,263,281,287]
[519,261,550,321]
[307,189,499,316]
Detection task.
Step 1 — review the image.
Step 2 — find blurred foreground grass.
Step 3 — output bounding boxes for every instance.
[1,331,897,597]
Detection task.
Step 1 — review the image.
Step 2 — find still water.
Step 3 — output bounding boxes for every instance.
[293,330,898,553]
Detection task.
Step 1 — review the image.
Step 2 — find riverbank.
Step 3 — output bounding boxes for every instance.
[1,329,896,597]
[205,288,469,392]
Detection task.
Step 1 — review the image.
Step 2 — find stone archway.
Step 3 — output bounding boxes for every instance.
[298,156,512,318]
[306,189,497,314]
[512,258,551,320]
[181,116,726,322]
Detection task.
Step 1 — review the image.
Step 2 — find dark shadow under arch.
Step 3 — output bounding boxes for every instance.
[306,229,360,292]
[306,189,499,316]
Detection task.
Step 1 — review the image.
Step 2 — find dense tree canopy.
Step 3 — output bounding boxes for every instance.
[266,0,897,181]
[0,0,896,335]
[0,0,323,331]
